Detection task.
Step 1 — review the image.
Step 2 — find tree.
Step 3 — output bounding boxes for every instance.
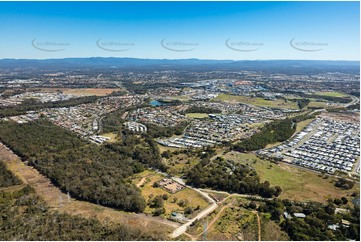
[274,186,282,197]
[325,203,336,215]
[333,198,342,206]
[184,207,194,215]
[249,201,257,209]
[150,195,164,208]
[271,209,282,222]
[161,151,171,159]
[177,200,188,207]
[153,207,165,216]
[341,197,348,205]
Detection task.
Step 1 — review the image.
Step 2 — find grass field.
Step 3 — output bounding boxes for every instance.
[265,142,282,149]
[223,152,359,203]
[295,118,314,133]
[185,113,209,119]
[128,170,209,218]
[157,144,180,154]
[213,94,299,109]
[38,88,122,96]
[314,91,348,98]
[308,101,329,108]
[101,132,118,143]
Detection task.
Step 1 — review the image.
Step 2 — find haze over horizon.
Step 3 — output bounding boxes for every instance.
[0,1,359,61]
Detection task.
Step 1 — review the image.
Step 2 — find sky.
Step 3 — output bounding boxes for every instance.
[0,1,359,60]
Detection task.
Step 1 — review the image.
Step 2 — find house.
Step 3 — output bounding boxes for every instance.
[341,219,351,227]
[335,208,349,214]
[283,212,292,219]
[328,224,340,231]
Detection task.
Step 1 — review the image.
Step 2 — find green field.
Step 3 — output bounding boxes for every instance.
[186,113,209,119]
[213,94,299,109]
[308,101,329,108]
[295,118,314,132]
[314,91,348,97]
[223,152,359,203]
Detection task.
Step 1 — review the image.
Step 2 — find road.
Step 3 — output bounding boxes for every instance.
[199,188,272,201]
[253,211,261,241]
[170,193,218,238]
[168,180,218,238]
[344,95,359,108]
[151,169,222,238]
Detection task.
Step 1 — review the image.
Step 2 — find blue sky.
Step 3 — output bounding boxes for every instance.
[0,1,359,60]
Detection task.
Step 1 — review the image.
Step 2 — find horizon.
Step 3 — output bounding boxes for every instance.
[0,1,359,61]
[0,57,360,62]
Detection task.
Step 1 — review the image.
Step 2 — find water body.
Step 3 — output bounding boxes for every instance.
[150,100,165,107]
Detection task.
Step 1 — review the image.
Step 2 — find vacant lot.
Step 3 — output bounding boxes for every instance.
[207,206,259,241]
[224,152,359,203]
[185,113,209,119]
[213,94,298,109]
[128,170,209,218]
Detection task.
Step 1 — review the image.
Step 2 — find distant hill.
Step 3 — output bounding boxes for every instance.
[0,58,359,74]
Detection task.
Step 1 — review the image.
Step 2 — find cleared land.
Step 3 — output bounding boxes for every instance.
[207,206,259,241]
[128,170,209,218]
[38,88,122,96]
[213,94,299,109]
[185,113,209,119]
[223,152,359,203]
[101,132,118,143]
